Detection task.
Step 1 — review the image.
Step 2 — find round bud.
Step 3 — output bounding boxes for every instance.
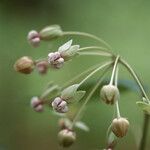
[52,97,68,113]
[36,60,49,74]
[100,85,120,105]
[30,97,44,112]
[111,117,129,138]
[58,129,76,147]
[27,30,40,47]
[14,56,34,74]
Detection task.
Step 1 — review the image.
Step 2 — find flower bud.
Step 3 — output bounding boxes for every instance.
[100,85,120,105]
[36,60,49,74]
[14,56,34,74]
[58,129,76,147]
[52,97,68,113]
[27,30,40,47]
[111,117,129,138]
[39,25,63,41]
[30,97,44,112]
[48,52,64,69]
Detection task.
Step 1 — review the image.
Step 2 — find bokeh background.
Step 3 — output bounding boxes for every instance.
[0,0,150,150]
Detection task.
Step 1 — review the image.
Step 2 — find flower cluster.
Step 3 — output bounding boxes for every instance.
[14,24,150,149]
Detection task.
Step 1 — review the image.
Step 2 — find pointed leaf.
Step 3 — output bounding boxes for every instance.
[75,121,89,132]
[136,101,150,115]
[58,40,72,53]
[61,84,79,100]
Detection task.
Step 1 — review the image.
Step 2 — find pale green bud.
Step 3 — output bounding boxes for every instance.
[100,85,120,105]
[58,129,76,147]
[39,25,63,40]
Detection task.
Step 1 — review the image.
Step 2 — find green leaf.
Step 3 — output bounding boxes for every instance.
[136,101,150,115]
[75,121,89,132]
[61,84,79,100]
[58,39,72,53]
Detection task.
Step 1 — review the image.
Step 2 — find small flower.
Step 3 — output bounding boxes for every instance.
[58,129,76,147]
[52,97,68,113]
[27,30,40,47]
[14,56,34,74]
[36,60,49,74]
[30,97,44,112]
[100,85,120,105]
[39,25,63,40]
[48,52,64,69]
[111,117,129,138]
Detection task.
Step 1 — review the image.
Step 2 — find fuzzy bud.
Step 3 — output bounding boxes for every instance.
[48,52,64,69]
[100,85,120,105]
[39,25,63,41]
[14,56,34,74]
[30,97,44,112]
[58,129,76,147]
[27,30,40,47]
[52,97,68,113]
[36,60,49,74]
[111,117,129,138]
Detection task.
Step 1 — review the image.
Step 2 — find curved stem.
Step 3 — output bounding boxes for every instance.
[139,114,150,150]
[78,61,113,86]
[120,58,150,103]
[71,67,110,129]
[109,55,120,85]
[78,46,114,55]
[61,63,105,89]
[63,31,112,50]
[77,51,112,57]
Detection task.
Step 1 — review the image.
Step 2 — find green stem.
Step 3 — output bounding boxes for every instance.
[78,46,114,56]
[78,61,113,86]
[114,66,121,118]
[61,63,106,89]
[139,113,150,150]
[120,58,150,150]
[120,58,150,103]
[109,55,120,85]
[63,31,112,50]
[71,67,110,129]
[77,51,112,57]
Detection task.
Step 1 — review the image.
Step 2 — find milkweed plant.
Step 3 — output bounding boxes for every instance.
[14,25,150,150]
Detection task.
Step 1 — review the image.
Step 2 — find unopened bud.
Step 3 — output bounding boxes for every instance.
[14,56,34,74]
[100,85,120,105]
[48,52,64,69]
[111,117,129,138]
[36,60,49,74]
[30,97,44,112]
[58,129,76,147]
[52,97,68,113]
[39,25,63,41]
[27,30,40,47]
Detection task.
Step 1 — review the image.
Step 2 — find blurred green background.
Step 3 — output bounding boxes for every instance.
[0,0,150,149]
